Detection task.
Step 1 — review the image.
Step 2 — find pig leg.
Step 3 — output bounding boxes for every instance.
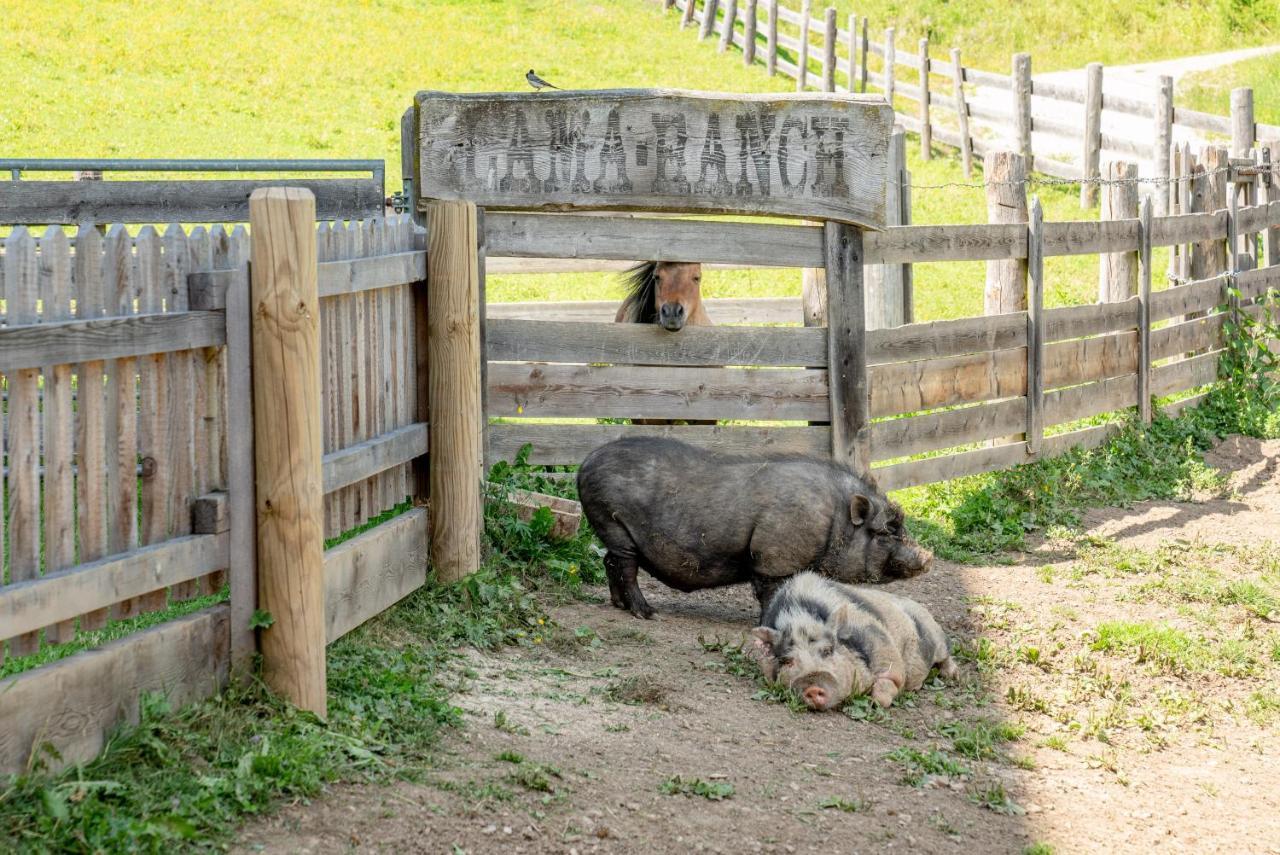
[604,551,655,620]
[750,574,787,615]
[937,656,959,682]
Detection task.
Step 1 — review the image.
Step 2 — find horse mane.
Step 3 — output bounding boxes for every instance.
[617,261,658,324]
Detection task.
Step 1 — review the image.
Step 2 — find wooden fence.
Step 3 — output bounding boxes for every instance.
[0,211,430,775]
[667,0,1280,206]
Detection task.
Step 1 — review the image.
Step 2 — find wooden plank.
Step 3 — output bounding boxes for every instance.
[487,423,830,466]
[317,250,426,298]
[1026,199,1045,454]
[487,318,828,367]
[0,178,382,225]
[324,508,429,643]
[323,422,429,494]
[1173,106,1231,134]
[871,397,1027,461]
[1235,200,1280,237]
[0,235,5,661]
[1043,297,1139,341]
[963,67,1012,90]
[1151,313,1225,361]
[0,312,227,373]
[870,347,1026,417]
[5,228,41,655]
[1138,199,1154,422]
[136,227,173,616]
[1236,264,1280,302]
[865,222,1023,264]
[0,535,229,643]
[1152,350,1219,397]
[163,224,199,602]
[866,312,1026,364]
[1102,91,1153,119]
[486,296,801,325]
[488,364,828,421]
[824,222,868,471]
[1149,211,1226,247]
[193,492,230,535]
[1044,218,1141,256]
[317,223,340,539]
[484,213,824,267]
[0,606,230,777]
[414,89,894,229]
[1044,372,1139,425]
[249,187,327,717]
[40,227,77,643]
[335,224,358,531]
[1030,78,1086,104]
[73,225,110,632]
[1150,275,1225,322]
[352,221,373,525]
[223,245,258,672]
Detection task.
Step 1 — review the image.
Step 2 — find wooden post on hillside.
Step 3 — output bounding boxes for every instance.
[718,0,737,52]
[846,13,856,92]
[1081,63,1103,208]
[681,0,697,29]
[249,187,326,719]
[822,7,837,92]
[984,151,1028,315]
[918,39,931,159]
[1137,196,1154,424]
[797,0,811,91]
[743,0,758,64]
[1013,53,1032,168]
[1186,146,1229,350]
[1231,88,1255,158]
[766,0,779,76]
[1153,75,1174,216]
[824,221,870,476]
[1099,160,1139,302]
[866,127,906,329]
[700,0,720,40]
[951,48,973,178]
[1262,141,1280,268]
[1026,198,1045,455]
[858,16,869,92]
[883,28,895,107]
[426,200,484,583]
[665,0,676,9]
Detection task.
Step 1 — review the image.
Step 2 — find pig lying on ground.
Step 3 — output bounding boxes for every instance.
[750,572,956,711]
[577,437,933,619]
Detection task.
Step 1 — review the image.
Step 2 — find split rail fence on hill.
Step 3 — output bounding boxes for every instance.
[667,0,1280,207]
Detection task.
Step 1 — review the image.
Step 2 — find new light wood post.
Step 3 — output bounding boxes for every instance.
[1153,75,1173,216]
[984,151,1028,315]
[951,48,973,178]
[426,200,484,583]
[1099,160,1139,302]
[249,187,326,718]
[1013,53,1032,168]
[918,39,931,159]
[1081,63,1103,208]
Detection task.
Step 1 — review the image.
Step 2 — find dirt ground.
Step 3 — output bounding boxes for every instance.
[237,437,1280,855]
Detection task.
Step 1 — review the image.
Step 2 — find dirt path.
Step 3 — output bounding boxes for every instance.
[237,438,1280,855]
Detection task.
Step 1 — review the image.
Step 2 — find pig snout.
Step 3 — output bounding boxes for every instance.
[891,541,933,578]
[658,302,687,331]
[793,673,841,711]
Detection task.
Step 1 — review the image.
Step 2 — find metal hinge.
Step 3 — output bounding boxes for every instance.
[387,191,410,214]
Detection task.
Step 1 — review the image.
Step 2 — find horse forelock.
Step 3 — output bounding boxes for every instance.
[618,261,659,324]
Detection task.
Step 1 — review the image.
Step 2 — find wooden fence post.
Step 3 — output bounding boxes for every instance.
[822,7,837,92]
[426,200,484,583]
[824,221,870,475]
[884,28,895,107]
[743,0,758,64]
[866,127,906,329]
[1153,75,1173,216]
[1082,62,1103,208]
[224,260,258,675]
[665,0,676,10]
[797,0,811,91]
[682,0,697,29]
[699,0,719,40]
[718,0,737,52]
[951,48,973,178]
[846,13,856,92]
[1026,197,1044,455]
[249,187,326,718]
[1013,53,1032,168]
[766,0,778,76]
[1099,160,1139,302]
[984,151,1028,315]
[859,16,868,93]
[1138,196,1153,424]
[1263,140,1280,268]
[918,39,931,159]
[1231,87,1255,157]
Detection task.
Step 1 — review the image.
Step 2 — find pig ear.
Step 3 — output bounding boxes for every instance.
[750,626,779,654]
[827,602,858,632]
[849,494,873,526]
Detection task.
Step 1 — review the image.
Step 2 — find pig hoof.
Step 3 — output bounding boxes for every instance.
[937,656,959,682]
[871,678,898,709]
[628,599,656,620]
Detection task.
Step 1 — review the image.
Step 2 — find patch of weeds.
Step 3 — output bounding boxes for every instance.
[699,636,809,713]
[841,694,890,723]
[819,795,869,813]
[606,626,654,646]
[1024,843,1055,855]
[546,624,602,655]
[885,747,970,787]
[1040,735,1069,751]
[495,750,524,764]
[967,780,1025,815]
[1037,565,1055,584]
[658,776,734,801]
[1011,755,1037,770]
[509,762,562,794]
[435,779,515,803]
[603,675,670,708]
[493,710,530,736]
[937,718,1024,761]
[953,637,998,672]
[603,723,631,733]
[1244,690,1280,726]
[1006,685,1052,715]
[1090,620,1257,677]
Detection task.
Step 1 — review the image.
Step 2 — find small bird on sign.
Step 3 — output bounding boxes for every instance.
[526,69,560,91]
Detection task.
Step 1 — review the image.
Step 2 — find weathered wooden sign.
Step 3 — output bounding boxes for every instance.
[414,89,893,229]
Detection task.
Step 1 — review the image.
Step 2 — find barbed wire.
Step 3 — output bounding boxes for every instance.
[907,163,1277,191]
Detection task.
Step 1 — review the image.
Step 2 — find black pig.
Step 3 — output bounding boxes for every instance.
[576,437,933,619]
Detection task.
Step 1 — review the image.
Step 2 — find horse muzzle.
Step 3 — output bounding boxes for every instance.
[658,302,687,331]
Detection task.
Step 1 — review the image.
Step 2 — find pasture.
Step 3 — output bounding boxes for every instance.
[2,2,1280,854]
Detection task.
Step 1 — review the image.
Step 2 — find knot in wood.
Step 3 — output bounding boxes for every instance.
[139,456,158,478]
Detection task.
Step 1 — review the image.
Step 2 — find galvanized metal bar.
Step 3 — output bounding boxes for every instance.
[0,158,382,176]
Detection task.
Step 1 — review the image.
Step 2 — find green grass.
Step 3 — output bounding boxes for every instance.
[884,746,969,786]
[658,775,735,800]
[1182,53,1280,127]
[1090,620,1260,677]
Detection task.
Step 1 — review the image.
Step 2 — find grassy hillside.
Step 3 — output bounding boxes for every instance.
[1182,53,1280,126]
[1,0,1271,318]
